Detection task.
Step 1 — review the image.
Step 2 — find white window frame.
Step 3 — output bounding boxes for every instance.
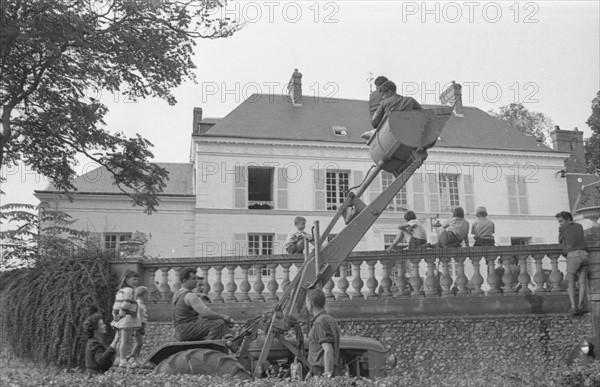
[103,232,132,251]
[438,173,460,213]
[326,171,349,211]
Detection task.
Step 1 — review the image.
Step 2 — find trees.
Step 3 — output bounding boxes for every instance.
[0,202,90,270]
[0,0,242,213]
[488,103,553,145]
[584,91,600,174]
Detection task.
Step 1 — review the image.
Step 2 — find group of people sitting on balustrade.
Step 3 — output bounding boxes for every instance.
[386,206,495,251]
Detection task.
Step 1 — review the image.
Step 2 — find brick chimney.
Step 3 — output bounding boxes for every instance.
[550,125,587,173]
[192,107,216,135]
[440,81,463,117]
[287,69,302,106]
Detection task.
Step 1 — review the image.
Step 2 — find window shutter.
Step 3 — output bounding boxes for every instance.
[427,173,440,214]
[368,173,381,204]
[463,174,475,214]
[506,177,518,214]
[314,169,326,210]
[234,165,246,209]
[277,168,288,210]
[518,179,529,214]
[233,233,247,256]
[412,175,425,212]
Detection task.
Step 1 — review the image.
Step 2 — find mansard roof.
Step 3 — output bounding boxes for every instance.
[38,163,194,196]
[200,94,556,153]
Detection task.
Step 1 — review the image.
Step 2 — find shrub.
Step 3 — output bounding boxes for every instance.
[0,245,118,369]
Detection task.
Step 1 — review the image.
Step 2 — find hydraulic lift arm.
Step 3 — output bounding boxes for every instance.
[250,83,461,377]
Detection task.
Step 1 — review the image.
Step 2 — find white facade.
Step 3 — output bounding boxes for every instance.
[192,137,570,258]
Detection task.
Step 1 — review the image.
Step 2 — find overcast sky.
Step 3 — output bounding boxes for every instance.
[2,0,599,207]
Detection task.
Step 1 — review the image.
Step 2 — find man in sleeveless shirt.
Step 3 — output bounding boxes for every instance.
[172,267,234,341]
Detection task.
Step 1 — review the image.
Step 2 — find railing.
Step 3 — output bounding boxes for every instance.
[132,244,576,304]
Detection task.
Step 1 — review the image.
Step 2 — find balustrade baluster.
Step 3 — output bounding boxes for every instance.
[337,265,350,300]
[440,258,453,297]
[486,257,501,295]
[424,258,438,297]
[455,256,469,295]
[501,255,517,294]
[324,278,336,300]
[253,264,265,302]
[366,260,379,299]
[351,262,365,300]
[199,266,211,295]
[532,254,547,293]
[212,266,224,303]
[172,267,182,292]
[380,260,393,298]
[469,256,484,296]
[266,264,279,302]
[517,255,532,295]
[225,265,238,302]
[394,259,409,297]
[159,267,172,301]
[281,263,292,292]
[409,257,424,297]
[239,265,251,302]
[549,254,564,292]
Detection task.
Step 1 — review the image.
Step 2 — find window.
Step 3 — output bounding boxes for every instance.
[332,126,348,136]
[248,234,273,256]
[103,233,132,251]
[248,166,273,209]
[438,173,460,213]
[381,171,407,212]
[511,237,532,246]
[248,234,273,276]
[326,171,349,210]
[333,262,353,278]
[507,176,529,215]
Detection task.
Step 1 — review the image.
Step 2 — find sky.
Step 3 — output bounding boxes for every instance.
[1,0,599,207]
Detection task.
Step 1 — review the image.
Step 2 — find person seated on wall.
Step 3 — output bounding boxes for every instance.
[436,207,470,248]
[172,267,234,341]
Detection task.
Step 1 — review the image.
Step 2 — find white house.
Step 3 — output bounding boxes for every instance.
[36,74,573,287]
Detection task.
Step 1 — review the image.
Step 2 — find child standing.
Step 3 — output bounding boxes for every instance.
[471,206,495,246]
[284,216,314,254]
[111,269,139,368]
[127,286,148,368]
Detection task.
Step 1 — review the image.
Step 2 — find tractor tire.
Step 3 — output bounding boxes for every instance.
[155,348,251,379]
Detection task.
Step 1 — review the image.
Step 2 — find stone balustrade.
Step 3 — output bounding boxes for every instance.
[120,244,579,305]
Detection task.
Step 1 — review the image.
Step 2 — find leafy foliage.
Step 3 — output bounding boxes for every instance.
[2,363,599,387]
[584,91,600,174]
[0,202,88,270]
[0,246,117,369]
[0,0,243,213]
[489,103,554,145]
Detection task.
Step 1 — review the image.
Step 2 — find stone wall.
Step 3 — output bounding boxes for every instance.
[141,314,591,377]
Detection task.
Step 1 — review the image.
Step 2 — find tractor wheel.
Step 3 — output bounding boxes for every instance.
[155,348,251,379]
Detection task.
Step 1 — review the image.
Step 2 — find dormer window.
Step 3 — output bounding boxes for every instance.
[332,126,348,136]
